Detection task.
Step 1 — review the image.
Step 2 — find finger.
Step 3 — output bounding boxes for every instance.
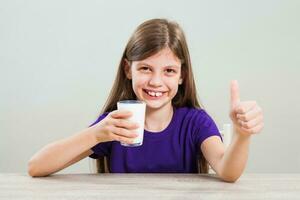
[239,122,264,135]
[112,118,139,130]
[110,110,133,119]
[235,101,257,114]
[109,126,138,138]
[111,134,135,144]
[237,115,263,129]
[237,106,262,122]
[230,80,240,109]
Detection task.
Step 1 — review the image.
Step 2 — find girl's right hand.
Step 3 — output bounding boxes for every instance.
[91,110,140,144]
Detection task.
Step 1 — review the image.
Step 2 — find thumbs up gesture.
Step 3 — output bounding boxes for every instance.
[230,80,264,137]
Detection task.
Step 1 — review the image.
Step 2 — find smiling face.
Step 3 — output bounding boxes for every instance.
[125,47,183,111]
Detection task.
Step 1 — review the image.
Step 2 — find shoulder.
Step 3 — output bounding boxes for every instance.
[175,107,221,145]
[175,107,210,120]
[175,107,216,127]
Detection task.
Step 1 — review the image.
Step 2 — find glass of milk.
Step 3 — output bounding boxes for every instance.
[117,100,146,147]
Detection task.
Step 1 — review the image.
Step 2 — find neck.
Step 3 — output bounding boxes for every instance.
[144,103,174,132]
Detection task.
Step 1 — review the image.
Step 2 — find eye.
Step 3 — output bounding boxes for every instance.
[140,66,151,72]
[165,69,176,74]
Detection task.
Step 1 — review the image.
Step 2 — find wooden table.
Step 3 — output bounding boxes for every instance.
[1,173,299,199]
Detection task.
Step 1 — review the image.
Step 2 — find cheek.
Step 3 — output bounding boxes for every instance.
[165,79,179,93]
[168,77,180,87]
[132,74,148,89]
[171,83,179,94]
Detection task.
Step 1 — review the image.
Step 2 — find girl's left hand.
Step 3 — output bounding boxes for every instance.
[229,80,264,137]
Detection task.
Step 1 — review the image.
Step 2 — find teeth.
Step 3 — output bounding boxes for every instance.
[155,92,162,97]
[149,91,155,96]
[147,90,163,97]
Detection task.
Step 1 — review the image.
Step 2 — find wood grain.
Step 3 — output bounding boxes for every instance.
[0,173,299,199]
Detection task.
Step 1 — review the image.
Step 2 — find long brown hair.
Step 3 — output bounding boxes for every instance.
[96,18,208,173]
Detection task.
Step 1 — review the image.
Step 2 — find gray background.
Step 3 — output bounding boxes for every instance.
[1,0,299,173]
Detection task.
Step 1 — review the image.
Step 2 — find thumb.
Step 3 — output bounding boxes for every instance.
[230,80,240,108]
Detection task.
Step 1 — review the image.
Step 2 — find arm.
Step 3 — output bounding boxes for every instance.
[28,110,139,177]
[28,128,97,177]
[201,133,251,182]
[201,80,263,182]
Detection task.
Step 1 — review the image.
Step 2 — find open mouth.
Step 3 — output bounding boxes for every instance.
[143,89,166,99]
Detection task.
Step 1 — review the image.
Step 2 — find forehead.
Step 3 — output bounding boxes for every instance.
[133,48,181,68]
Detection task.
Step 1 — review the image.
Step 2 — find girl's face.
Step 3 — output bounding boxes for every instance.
[125,48,183,110]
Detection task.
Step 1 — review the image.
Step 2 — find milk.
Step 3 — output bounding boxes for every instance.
[117,100,146,147]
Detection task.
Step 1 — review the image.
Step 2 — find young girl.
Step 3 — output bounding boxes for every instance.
[28,18,264,182]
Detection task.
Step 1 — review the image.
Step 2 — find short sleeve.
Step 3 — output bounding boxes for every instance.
[193,109,222,147]
[88,112,112,159]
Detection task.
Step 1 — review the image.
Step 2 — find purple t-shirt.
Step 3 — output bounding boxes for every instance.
[89,107,221,173]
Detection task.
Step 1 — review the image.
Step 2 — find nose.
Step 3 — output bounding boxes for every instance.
[149,73,163,87]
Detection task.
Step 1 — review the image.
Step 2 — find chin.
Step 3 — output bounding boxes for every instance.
[145,100,171,110]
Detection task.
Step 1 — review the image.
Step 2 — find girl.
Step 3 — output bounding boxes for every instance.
[28,18,264,182]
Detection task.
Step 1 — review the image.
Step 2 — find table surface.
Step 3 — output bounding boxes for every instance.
[1,173,300,200]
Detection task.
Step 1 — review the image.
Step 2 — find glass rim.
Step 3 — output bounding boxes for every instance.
[117,100,145,104]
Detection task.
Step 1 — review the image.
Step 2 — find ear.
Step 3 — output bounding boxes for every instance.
[124,59,132,79]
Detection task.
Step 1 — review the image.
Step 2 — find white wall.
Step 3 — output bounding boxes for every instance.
[1,0,299,173]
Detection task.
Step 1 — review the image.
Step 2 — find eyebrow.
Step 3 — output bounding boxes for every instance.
[138,62,180,69]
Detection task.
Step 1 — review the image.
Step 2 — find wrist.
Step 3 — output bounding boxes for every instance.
[83,126,101,145]
[235,133,251,142]
[87,125,107,144]
[233,127,251,141]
